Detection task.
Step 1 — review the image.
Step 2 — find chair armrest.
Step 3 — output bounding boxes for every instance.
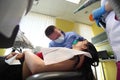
[26,71,84,80]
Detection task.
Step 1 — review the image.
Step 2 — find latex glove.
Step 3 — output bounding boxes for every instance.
[89,5,106,21]
[93,5,106,20]
[89,5,106,27]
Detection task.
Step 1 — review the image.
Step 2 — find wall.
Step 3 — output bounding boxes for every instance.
[73,23,93,42]
[102,60,117,80]
[55,18,74,32]
[0,48,6,56]
[20,12,55,47]
[91,23,104,36]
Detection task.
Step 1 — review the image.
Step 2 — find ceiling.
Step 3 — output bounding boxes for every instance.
[31,0,101,25]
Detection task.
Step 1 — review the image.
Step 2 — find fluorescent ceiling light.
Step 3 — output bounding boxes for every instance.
[66,0,81,4]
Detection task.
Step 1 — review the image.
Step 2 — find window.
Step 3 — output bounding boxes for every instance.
[20,12,55,48]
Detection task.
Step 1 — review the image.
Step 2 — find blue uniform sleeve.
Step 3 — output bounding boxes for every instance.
[49,42,53,47]
[65,32,85,49]
[65,37,75,48]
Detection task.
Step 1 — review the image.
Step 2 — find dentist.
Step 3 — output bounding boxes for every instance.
[45,25,86,49]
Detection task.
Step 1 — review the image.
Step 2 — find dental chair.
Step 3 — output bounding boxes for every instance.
[27,72,85,80]
[26,64,98,80]
[28,65,98,80]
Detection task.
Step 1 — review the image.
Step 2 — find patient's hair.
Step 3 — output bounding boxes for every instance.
[45,25,56,37]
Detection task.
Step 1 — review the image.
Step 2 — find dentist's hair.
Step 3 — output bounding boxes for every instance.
[45,25,56,37]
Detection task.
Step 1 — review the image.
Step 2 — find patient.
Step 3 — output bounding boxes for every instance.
[0,49,85,80]
[22,40,97,80]
[0,40,96,80]
[72,39,99,66]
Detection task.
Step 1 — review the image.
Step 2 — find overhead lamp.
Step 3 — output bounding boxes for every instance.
[66,0,81,4]
[33,0,40,5]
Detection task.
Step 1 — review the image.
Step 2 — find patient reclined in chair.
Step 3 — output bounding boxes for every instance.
[0,39,98,80]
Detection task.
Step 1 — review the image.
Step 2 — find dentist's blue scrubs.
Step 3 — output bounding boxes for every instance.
[49,31,85,49]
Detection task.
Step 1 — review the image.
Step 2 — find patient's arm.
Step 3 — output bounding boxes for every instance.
[5,52,23,60]
[75,55,85,69]
[22,50,85,80]
[23,50,75,73]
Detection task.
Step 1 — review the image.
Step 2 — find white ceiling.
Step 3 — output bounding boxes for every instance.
[31,0,101,25]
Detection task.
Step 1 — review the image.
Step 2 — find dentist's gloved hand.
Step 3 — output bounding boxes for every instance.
[89,5,106,27]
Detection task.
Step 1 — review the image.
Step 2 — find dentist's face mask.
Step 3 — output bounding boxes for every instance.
[54,34,64,43]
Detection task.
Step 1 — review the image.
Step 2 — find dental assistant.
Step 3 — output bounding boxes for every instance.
[90,0,120,80]
[45,25,86,48]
